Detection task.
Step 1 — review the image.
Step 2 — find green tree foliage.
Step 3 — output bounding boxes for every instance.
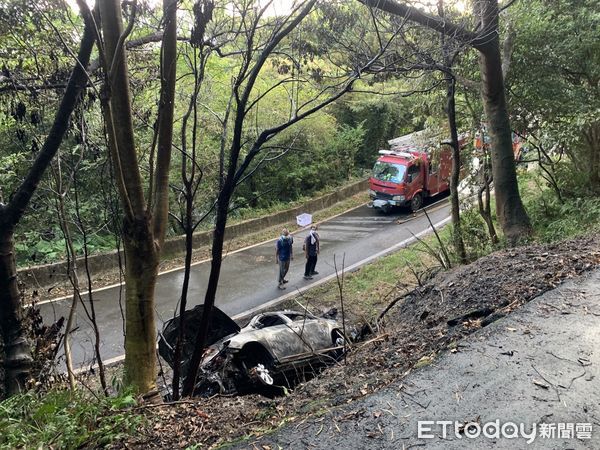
[508,0,600,193]
[331,96,409,167]
[237,116,365,207]
[0,2,118,266]
[1,0,398,266]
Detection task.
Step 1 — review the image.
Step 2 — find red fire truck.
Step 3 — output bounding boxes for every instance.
[369,131,453,213]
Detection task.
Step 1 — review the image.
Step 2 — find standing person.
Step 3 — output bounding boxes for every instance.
[275,228,293,289]
[303,225,320,280]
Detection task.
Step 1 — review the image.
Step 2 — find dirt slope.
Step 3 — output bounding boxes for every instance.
[250,265,600,449]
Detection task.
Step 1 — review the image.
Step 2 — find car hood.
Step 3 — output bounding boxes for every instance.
[158,305,240,370]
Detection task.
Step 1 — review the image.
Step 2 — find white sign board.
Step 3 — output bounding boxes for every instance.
[296,213,312,227]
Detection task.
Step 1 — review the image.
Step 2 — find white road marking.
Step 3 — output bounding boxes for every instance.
[317,225,380,232]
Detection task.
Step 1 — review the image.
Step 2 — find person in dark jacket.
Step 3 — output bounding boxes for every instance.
[303,225,320,280]
[276,228,293,289]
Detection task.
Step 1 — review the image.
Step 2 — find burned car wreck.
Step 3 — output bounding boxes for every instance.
[159,306,346,395]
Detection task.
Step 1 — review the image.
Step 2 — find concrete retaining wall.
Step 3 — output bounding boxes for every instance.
[18,179,369,289]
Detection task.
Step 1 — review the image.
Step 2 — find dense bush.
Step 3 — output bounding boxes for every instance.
[452,208,499,261]
[0,388,142,449]
[525,192,600,243]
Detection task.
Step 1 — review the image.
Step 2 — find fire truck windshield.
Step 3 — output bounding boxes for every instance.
[373,161,406,183]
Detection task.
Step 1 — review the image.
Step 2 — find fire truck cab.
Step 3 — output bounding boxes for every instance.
[369,132,452,213]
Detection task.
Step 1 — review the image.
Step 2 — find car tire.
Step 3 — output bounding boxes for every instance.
[410,193,423,212]
[239,345,275,387]
[251,363,274,386]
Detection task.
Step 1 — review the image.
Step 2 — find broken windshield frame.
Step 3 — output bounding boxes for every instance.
[373,161,406,184]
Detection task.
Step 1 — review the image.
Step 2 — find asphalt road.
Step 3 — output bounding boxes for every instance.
[39,198,451,369]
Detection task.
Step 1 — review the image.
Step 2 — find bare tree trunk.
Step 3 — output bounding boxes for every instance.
[172,200,194,400]
[50,149,85,389]
[182,181,232,396]
[74,173,108,393]
[446,76,467,262]
[151,0,178,246]
[172,44,206,400]
[438,0,466,263]
[98,0,158,394]
[526,138,563,202]
[0,228,32,395]
[56,190,81,389]
[583,120,600,192]
[478,146,498,244]
[476,0,531,245]
[97,0,177,395]
[122,216,159,393]
[0,9,94,396]
[62,255,81,389]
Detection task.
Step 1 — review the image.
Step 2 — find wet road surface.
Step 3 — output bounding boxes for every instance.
[40,199,451,369]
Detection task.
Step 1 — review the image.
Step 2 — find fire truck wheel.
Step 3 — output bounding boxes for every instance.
[410,193,423,212]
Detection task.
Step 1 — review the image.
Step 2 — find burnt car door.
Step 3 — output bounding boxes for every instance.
[251,313,308,363]
[283,312,332,355]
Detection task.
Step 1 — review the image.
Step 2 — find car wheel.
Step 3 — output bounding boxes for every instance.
[410,193,423,212]
[250,363,274,386]
[239,345,275,387]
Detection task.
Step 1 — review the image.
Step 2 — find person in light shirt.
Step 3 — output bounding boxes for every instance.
[303,225,320,280]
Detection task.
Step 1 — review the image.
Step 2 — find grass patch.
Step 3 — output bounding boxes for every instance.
[520,173,600,242]
[414,355,435,369]
[0,388,142,449]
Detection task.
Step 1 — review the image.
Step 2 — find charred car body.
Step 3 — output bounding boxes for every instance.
[159,306,346,395]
